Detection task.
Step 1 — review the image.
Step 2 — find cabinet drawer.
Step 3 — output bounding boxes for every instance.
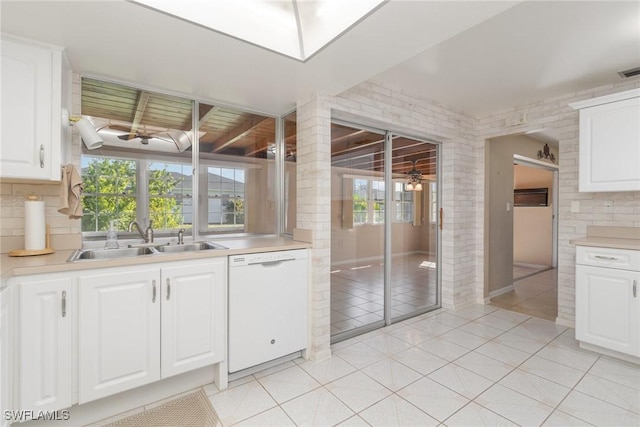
[576,246,640,271]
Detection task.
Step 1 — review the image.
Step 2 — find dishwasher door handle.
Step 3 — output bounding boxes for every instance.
[249,259,296,267]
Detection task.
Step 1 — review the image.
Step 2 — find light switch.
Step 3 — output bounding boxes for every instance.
[506,202,511,212]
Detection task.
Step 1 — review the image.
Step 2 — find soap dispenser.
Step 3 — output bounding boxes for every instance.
[105,220,119,249]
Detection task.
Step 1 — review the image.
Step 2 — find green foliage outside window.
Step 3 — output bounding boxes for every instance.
[81,158,182,232]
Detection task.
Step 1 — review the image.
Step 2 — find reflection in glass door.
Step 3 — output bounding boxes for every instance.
[330,123,440,341]
[330,123,386,338]
[390,135,439,322]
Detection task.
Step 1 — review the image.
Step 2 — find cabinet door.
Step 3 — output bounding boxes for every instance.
[161,259,226,378]
[579,96,640,192]
[576,265,640,356]
[0,286,10,427]
[19,277,73,411]
[0,37,62,181]
[78,268,160,403]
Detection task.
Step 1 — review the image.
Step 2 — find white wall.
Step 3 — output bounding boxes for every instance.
[513,165,554,267]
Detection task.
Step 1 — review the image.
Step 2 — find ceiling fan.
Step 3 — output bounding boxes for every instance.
[108,124,175,145]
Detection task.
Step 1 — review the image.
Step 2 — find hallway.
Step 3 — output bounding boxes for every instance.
[489,269,558,321]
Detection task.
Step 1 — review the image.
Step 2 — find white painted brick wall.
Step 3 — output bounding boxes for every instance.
[477,78,640,326]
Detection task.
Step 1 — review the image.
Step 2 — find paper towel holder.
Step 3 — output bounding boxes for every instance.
[62,108,103,150]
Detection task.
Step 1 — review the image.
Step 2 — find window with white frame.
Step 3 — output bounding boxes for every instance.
[81,156,138,232]
[80,77,274,237]
[81,156,195,232]
[394,182,413,223]
[205,166,245,230]
[352,178,413,226]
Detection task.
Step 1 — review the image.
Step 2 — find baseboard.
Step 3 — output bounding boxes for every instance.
[228,351,303,382]
[331,251,430,267]
[579,342,640,365]
[513,262,550,269]
[555,317,575,329]
[488,284,515,299]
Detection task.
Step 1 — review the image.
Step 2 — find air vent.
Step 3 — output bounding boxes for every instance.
[618,66,640,78]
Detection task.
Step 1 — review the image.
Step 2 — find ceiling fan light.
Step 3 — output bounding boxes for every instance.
[414,182,423,191]
[406,182,414,191]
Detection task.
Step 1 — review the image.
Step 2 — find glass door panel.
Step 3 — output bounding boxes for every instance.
[330,123,386,339]
[197,102,276,236]
[390,136,439,321]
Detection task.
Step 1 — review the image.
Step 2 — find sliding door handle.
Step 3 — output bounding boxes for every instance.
[439,208,443,230]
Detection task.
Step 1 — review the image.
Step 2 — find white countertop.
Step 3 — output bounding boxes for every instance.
[0,236,311,283]
[569,236,640,251]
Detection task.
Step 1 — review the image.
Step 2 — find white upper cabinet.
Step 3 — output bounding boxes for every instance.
[570,89,640,192]
[0,35,70,181]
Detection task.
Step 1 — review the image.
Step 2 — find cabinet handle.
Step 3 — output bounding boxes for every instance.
[152,279,157,303]
[634,280,637,298]
[61,290,66,317]
[594,255,618,261]
[39,145,45,168]
[166,278,170,301]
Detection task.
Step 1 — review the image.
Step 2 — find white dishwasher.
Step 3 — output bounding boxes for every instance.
[228,249,308,373]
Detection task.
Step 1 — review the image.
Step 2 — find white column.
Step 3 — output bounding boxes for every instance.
[296,95,332,361]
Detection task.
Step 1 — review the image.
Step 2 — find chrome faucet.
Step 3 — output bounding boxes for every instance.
[128,220,154,243]
[177,228,185,245]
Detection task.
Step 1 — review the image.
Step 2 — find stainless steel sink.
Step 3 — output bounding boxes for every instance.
[154,241,228,253]
[67,246,158,262]
[67,241,227,262]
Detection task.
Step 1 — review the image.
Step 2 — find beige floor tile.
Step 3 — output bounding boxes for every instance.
[359,394,439,427]
[325,371,392,413]
[281,387,354,427]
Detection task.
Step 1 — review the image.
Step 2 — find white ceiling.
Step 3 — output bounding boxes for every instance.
[1,1,638,118]
[372,1,640,117]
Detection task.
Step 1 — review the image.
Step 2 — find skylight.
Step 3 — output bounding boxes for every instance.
[131,0,386,61]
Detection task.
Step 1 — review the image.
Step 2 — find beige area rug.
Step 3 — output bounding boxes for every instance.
[104,389,219,427]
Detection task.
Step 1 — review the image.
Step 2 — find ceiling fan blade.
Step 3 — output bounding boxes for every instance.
[109,124,134,133]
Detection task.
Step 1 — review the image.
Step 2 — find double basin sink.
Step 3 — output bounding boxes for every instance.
[68,241,228,262]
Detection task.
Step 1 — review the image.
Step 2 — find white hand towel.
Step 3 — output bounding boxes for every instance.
[58,164,84,219]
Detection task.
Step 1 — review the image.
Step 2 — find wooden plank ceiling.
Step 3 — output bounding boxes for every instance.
[82,78,436,175]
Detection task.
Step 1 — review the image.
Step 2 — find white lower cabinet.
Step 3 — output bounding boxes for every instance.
[78,267,161,403]
[161,262,225,378]
[18,275,73,412]
[575,246,640,358]
[1,285,12,427]
[78,258,225,403]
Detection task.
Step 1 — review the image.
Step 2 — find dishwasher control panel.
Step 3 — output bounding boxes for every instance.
[229,249,307,267]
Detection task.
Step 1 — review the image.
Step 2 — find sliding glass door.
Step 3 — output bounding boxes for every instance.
[330,122,440,341]
[389,135,440,322]
[330,123,387,337]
